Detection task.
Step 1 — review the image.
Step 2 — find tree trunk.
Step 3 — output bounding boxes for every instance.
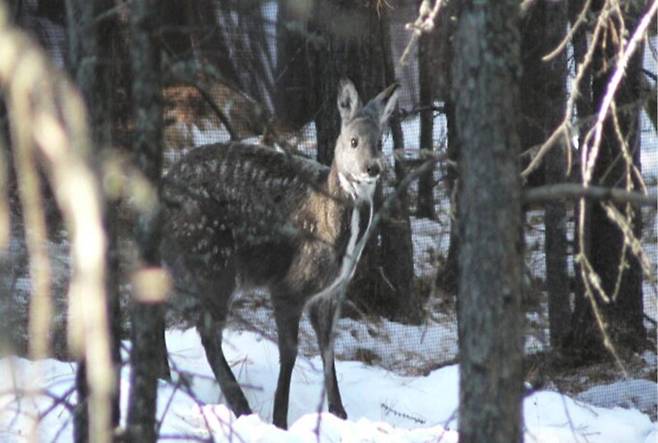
[274,0,313,130]
[568,0,594,356]
[434,0,459,296]
[379,6,419,324]
[306,1,362,165]
[453,0,524,442]
[66,1,121,441]
[569,0,646,360]
[435,99,458,295]
[542,1,570,350]
[417,27,435,219]
[519,1,569,349]
[126,1,169,441]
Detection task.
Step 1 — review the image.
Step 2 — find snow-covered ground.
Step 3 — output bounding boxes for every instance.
[1,328,656,443]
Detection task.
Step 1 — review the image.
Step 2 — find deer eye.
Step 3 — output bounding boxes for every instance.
[350,137,358,148]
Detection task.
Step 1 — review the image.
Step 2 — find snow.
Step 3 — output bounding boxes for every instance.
[410,216,447,278]
[577,379,658,413]
[1,328,655,443]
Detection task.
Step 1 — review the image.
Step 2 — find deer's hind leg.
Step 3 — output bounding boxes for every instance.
[196,270,252,418]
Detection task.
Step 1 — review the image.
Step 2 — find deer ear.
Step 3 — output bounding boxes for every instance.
[373,82,400,127]
[337,78,362,123]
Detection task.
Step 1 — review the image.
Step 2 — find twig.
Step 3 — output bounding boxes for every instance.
[397,104,445,120]
[0,130,9,248]
[583,0,658,185]
[192,83,239,141]
[380,402,426,424]
[603,202,657,286]
[399,0,443,66]
[38,386,77,419]
[642,68,657,82]
[522,0,611,178]
[543,0,592,62]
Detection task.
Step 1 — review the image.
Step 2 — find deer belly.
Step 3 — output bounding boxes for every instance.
[235,242,296,287]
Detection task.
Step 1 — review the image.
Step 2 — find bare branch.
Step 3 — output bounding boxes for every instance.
[0,132,9,248]
[542,0,592,62]
[523,183,657,208]
[522,0,612,178]
[399,0,444,66]
[193,83,239,141]
[583,0,658,184]
[5,47,52,360]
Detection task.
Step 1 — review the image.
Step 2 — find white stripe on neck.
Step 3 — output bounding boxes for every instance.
[338,172,377,203]
[309,196,374,302]
[338,172,357,200]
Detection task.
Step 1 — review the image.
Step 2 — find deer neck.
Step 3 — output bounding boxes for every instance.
[295,165,352,247]
[306,163,372,297]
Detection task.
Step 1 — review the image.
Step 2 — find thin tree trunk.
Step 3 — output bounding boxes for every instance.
[520,1,569,349]
[568,0,593,355]
[570,0,646,360]
[307,1,364,165]
[417,27,435,219]
[435,99,458,295]
[434,0,458,296]
[67,0,121,441]
[542,1,569,350]
[453,0,524,441]
[275,0,313,130]
[379,5,419,324]
[126,1,169,441]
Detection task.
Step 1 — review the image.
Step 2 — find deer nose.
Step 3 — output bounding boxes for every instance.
[367,161,381,178]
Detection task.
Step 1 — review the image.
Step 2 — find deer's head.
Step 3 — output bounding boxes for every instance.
[334,79,399,203]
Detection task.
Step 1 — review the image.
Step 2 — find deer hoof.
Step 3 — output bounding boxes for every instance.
[329,405,348,420]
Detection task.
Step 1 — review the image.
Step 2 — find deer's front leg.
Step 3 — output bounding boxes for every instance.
[308,294,347,420]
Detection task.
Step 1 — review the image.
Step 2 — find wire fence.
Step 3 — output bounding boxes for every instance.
[2,0,656,423]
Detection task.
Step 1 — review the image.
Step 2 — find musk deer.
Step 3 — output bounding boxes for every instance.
[161,79,399,428]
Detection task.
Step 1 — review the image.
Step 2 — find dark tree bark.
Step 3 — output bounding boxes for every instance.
[160,0,241,88]
[378,5,419,324]
[66,1,121,441]
[569,1,646,360]
[307,0,418,323]
[542,2,570,350]
[160,0,194,58]
[417,26,436,219]
[435,99,459,295]
[126,1,169,441]
[568,0,594,350]
[434,0,459,296]
[195,0,242,87]
[274,0,313,129]
[216,1,272,106]
[519,1,569,349]
[453,0,524,442]
[306,1,364,165]
[37,0,66,23]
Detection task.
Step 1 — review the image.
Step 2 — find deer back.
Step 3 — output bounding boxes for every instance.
[162,142,352,291]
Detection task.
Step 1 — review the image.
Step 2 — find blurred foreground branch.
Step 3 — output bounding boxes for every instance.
[0,5,113,443]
